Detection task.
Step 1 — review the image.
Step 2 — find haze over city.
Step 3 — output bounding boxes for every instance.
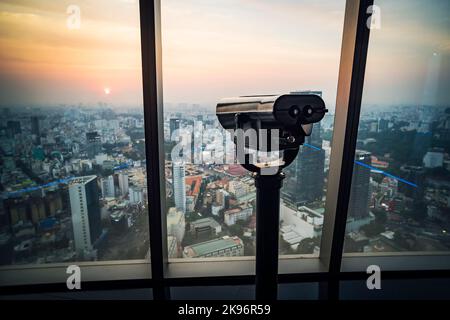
[0,0,448,109]
[0,0,450,263]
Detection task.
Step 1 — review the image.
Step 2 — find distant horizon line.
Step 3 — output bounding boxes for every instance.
[1,102,449,111]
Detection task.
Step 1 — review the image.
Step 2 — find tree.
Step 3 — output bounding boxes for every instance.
[244,239,256,256]
[228,224,244,238]
[279,236,294,254]
[343,236,363,252]
[361,221,384,238]
[372,208,387,224]
[408,200,427,222]
[296,237,320,254]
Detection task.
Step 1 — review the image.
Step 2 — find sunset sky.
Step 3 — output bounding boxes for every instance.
[0,0,448,109]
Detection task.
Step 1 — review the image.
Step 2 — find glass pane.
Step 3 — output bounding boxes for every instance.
[344,0,450,253]
[0,0,149,266]
[161,0,346,259]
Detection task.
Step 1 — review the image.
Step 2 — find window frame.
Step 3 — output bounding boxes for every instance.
[1,0,449,299]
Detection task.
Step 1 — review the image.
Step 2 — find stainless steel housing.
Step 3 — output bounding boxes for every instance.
[216,94,327,150]
[217,93,326,126]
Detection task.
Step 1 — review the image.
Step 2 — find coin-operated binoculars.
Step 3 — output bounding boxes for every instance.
[216,94,327,300]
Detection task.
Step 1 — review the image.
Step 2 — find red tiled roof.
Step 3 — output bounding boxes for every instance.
[185,175,202,196]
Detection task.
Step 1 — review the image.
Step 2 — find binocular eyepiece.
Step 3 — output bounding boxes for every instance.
[216,94,327,152]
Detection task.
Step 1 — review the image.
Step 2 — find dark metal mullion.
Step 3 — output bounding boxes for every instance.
[327,0,373,298]
[139,0,169,300]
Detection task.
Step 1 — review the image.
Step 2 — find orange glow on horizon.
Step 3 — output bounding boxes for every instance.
[0,0,142,106]
[0,0,448,107]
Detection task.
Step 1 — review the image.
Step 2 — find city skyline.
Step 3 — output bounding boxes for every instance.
[1,102,450,266]
[0,0,449,265]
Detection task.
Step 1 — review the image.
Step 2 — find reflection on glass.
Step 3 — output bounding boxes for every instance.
[0,0,149,265]
[344,0,450,253]
[161,0,345,259]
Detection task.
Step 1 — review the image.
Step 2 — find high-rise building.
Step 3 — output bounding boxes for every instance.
[348,150,372,220]
[378,118,389,131]
[167,207,185,244]
[6,120,21,137]
[129,186,144,204]
[283,91,326,207]
[31,116,40,145]
[283,124,325,207]
[167,235,178,258]
[86,131,102,158]
[423,148,444,168]
[170,118,181,139]
[30,198,46,223]
[398,165,425,199]
[68,176,101,254]
[172,162,186,213]
[117,173,129,196]
[192,120,203,163]
[411,132,432,163]
[101,175,115,198]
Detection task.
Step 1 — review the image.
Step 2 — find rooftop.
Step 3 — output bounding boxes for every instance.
[191,217,220,229]
[184,236,243,257]
[185,175,202,196]
[68,175,97,186]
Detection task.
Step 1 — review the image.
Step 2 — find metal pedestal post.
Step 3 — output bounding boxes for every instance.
[254,172,285,301]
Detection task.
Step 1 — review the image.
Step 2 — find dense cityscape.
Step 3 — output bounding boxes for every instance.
[1,94,449,265]
[0,105,150,265]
